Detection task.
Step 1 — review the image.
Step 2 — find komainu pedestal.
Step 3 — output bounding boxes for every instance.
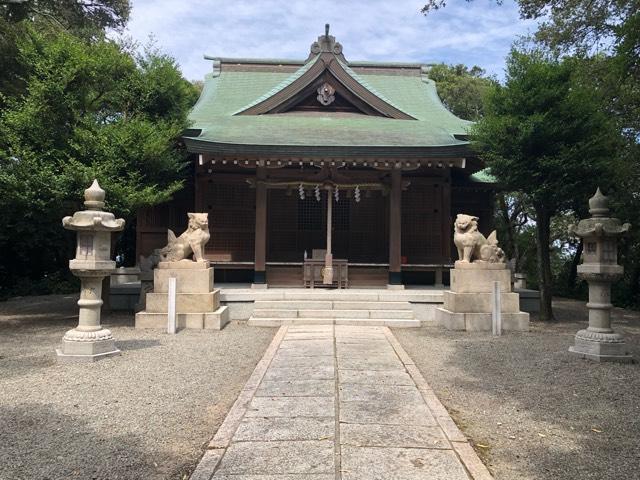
[435,262,530,331]
[436,213,529,331]
[134,261,229,330]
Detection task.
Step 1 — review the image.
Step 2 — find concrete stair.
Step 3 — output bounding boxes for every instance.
[247,297,420,328]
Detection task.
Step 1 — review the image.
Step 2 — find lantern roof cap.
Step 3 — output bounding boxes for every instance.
[62,180,125,232]
[569,188,631,238]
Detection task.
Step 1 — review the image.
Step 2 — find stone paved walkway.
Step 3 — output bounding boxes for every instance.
[190,325,492,480]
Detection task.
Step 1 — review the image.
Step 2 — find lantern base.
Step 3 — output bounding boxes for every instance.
[56,337,120,363]
[569,330,633,363]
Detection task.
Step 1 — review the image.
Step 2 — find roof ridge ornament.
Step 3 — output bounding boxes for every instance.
[308,23,346,62]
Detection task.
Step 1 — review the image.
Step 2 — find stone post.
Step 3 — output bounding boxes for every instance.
[57,180,125,362]
[568,188,632,363]
[514,273,527,289]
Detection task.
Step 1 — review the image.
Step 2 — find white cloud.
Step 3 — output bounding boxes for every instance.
[118,0,538,80]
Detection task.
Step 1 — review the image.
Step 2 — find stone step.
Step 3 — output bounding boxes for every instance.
[254,300,333,310]
[252,309,299,318]
[332,301,412,310]
[254,300,414,311]
[282,292,381,301]
[369,310,415,319]
[247,317,421,328]
[297,309,370,319]
[247,317,333,327]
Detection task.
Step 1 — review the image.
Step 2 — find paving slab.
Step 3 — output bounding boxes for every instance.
[264,366,335,381]
[340,423,449,449]
[213,476,334,480]
[335,338,388,346]
[275,347,334,357]
[245,396,335,418]
[215,440,335,475]
[256,380,335,397]
[338,369,415,386]
[340,446,470,480]
[336,351,399,362]
[279,340,334,349]
[335,343,391,352]
[287,326,334,332]
[270,355,334,369]
[338,384,425,403]
[340,399,437,426]
[191,324,492,480]
[234,417,334,442]
[285,333,335,340]
[337,356,405,371]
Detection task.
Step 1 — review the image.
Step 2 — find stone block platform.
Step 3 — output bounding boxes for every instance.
[189,325,493,480]
[135,261,229,330]
[225,288,445,327]
[436,262,529,331]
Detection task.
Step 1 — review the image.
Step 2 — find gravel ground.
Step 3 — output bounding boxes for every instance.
[394,299,640,480]
[0,294,276,480]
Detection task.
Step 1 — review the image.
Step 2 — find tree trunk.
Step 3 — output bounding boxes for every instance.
[629,263,640,308]
[498,194,519,270]
[567,239,583,293]
[534,204,555,321]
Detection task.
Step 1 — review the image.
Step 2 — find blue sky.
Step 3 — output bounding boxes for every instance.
[120,0,538,81]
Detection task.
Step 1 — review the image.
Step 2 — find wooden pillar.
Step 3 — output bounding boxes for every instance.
[323,188,334,285]
[253,165,267,285]
[441,168,452,263]
[388,165,402,286]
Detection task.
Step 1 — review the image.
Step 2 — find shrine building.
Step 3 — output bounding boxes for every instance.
[136,27,495,288]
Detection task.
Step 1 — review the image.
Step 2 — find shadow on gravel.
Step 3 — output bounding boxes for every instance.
[0,403,178,480]
[117,339,162,351]
[411,300,640,480]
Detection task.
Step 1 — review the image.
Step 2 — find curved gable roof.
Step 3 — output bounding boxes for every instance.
[185,30,473,157]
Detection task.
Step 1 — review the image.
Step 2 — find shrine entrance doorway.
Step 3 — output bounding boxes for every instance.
[266,187,389,286]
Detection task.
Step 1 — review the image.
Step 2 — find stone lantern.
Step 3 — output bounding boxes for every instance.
[57,180,125,362]
[568,188,632,362]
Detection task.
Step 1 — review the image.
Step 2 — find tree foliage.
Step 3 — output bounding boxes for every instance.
[0,27,198,296]
[1,0,130,31]
[428,63,496,120]
[472,50,624,320]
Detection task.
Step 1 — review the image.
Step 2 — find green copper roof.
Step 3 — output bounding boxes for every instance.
[337,60,410,117]
[185,59,473,153]
[231,56,321,115]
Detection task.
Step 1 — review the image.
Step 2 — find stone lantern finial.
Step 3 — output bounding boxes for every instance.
[588,187,609,218]
[84,179,106,210]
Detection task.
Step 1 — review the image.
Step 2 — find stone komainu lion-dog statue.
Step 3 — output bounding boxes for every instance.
[159,212,210,262]
[453,213,505,264]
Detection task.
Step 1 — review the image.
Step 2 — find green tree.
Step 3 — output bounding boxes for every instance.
[1,0,130,31]
[472,50,623,320]
[1,0,130,101]
[422,1,640,135]
[0,27,198,296]
[428,63,495,120]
